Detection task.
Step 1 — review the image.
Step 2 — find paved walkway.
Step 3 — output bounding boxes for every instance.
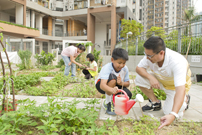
[2,83,201,122]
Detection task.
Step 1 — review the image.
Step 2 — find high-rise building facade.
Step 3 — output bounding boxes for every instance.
[133,0,191,33]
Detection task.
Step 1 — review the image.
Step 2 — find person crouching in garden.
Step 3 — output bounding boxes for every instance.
[82,53,98,79]
[95,48,132,115]
[61,44,86,77]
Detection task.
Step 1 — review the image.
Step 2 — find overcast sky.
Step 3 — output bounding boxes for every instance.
[194,0,202,13]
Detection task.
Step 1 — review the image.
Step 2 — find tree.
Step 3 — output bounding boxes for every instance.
[146,26,166,39]
[167,30,178,40]
[183,7,201,36]
[120,19,144,38]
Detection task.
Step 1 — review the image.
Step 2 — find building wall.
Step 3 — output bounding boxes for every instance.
[95,23,107,55]
[117,0,127,7]
[73,20,87,32]
[0,12,10,22]
[67,19,86,36]
[26,9,31,27]
[16,4,24,25]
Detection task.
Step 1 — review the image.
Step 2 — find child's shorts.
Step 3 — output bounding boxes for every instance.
[95,73,132,99]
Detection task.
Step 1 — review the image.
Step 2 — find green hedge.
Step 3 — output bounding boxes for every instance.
[0,20,39,31]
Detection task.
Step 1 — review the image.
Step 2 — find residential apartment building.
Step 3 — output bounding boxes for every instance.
[132,0,141,22]
[0,0,135,57]
[134,0,192,33]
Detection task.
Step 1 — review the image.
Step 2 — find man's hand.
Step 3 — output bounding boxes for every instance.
[148,75,160,89]
[158,114,175,130]
[68,62,72,66]
[110,86,119,95]
[117,74,122,86]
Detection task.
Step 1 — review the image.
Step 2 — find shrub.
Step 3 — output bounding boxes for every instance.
[34,50,55,67]
[17,50,32,70]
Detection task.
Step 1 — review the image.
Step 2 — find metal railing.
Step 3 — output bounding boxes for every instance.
[116,20,202,55]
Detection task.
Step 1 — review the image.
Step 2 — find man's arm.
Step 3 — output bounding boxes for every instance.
[136,66,160,89]
[172,85,186,114]
[158,85,186,129]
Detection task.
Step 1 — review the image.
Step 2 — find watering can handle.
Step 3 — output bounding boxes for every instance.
[113,89,129,105]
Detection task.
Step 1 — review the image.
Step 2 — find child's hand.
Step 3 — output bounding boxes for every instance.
[117,74,122,86]
[111,86,119,95]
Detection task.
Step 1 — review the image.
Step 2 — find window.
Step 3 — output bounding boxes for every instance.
[42,42,48,53]
[35,46,40,54]
[106,50,111,55]
[10,16,15,23]
[56,7,63,11]
[55,44,63,55]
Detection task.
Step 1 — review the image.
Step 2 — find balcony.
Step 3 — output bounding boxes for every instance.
[74,0,88,10]
[0,21,40,38]
[90,0,112,8]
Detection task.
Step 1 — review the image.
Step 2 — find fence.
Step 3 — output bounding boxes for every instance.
[116,20,202,55]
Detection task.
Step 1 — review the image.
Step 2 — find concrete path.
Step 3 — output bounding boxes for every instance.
[1,83,201,122]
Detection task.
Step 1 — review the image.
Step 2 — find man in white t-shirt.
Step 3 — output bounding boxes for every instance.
[135,36,191,129]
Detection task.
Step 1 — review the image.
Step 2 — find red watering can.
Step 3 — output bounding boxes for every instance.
[113,89,144,115]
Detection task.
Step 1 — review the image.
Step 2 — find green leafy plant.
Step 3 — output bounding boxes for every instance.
[64,79,97,98]
[56,59,65,68]
[131,86,166,100]
[17,50,33,70]
[0,20,38,30]
[34,50,55,67]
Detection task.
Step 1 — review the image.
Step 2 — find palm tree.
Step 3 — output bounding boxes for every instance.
[182,7,201,57]
[183,7,201,36]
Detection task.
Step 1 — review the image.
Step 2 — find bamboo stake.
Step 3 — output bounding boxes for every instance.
[0,40,15,111]
[0,52,6,112]
[185,38,192,59]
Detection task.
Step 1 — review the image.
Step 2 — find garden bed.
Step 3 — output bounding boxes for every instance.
[0,69,201,134]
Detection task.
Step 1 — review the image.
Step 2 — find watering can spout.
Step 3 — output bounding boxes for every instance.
[126,100,136,112]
